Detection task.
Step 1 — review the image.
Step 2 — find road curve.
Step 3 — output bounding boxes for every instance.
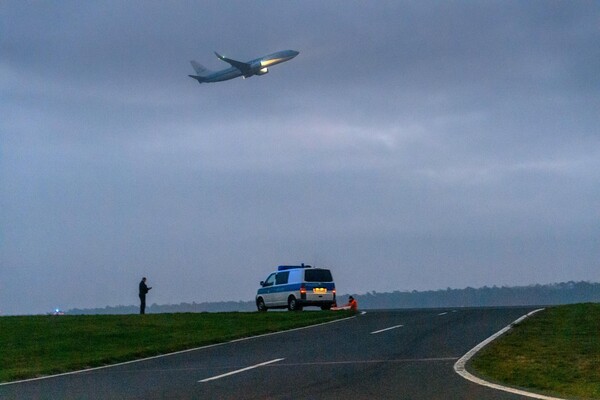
[1,307,540,399]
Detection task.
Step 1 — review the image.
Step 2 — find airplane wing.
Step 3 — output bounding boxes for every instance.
[214,52,252,75]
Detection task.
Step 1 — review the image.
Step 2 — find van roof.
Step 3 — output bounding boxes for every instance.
[277,264,311,271]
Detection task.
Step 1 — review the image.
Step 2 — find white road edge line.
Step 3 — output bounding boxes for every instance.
[454,308,567,400]
[0,315,356,387]
[371,324,403,334]
[199,358,284,383]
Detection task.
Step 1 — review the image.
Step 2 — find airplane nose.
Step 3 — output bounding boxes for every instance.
[290,50,299,57]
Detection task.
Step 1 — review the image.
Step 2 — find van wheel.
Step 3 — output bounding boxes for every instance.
[288,296,302,311]
[256,298,267,312]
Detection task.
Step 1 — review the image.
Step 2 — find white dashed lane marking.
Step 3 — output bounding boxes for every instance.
[199,358,285,383]
[370,324,404,334]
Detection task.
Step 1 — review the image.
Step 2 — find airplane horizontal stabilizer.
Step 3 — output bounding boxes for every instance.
[188,75,206,84]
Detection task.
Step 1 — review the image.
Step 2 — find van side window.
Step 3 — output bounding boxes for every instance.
[275,271,289,285]
[264,273,276,287]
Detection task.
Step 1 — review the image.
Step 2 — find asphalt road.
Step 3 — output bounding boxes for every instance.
[1,307,540,399]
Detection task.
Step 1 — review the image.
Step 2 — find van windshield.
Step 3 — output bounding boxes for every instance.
[305,269,333,282]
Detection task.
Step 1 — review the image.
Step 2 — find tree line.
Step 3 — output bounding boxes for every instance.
[352,281,600,309]
[68,281,600,314]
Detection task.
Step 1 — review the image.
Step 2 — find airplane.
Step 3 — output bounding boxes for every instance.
[188,50,299,84]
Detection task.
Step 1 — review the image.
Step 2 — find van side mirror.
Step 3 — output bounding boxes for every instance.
[260,281,265,287]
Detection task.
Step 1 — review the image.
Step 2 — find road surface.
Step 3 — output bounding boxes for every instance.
[1,307,540,399]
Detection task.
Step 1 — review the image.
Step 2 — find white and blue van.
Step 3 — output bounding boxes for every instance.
[256,264,336,311]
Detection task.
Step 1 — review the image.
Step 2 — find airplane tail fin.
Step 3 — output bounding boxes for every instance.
[190,60,213,76]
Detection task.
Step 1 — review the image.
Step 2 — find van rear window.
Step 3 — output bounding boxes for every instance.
[304,269,333,282]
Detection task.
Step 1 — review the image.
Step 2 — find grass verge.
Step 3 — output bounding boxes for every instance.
[0,311,352,383]
[470,303,600,399]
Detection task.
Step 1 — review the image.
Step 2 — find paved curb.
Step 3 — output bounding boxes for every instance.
[454,308,567,400]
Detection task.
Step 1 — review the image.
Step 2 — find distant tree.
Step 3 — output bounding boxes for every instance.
[67,281,600,314]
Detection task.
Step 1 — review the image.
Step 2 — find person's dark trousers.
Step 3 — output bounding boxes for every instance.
[139,294,146,314]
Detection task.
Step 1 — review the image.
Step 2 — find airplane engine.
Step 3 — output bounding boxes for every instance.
[249,60,262,70]
[249,60,269,76]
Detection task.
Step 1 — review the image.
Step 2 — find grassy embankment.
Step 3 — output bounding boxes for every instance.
[0,311,352,383]
[471,303,600,399]
[4,304,599,397]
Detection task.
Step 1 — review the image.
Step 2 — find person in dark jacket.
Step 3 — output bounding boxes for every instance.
[139,277,152,314]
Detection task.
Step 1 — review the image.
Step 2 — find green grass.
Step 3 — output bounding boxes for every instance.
[0,311,352,383]
[470,303,600,399]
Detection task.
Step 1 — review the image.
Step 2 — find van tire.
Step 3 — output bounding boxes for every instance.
[256,298,267,312]
[288,296,302,311]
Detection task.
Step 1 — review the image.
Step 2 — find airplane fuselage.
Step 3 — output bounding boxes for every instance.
[205,67,242,83]
[189,50,299,84]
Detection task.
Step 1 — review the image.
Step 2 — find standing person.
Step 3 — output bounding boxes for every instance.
[139,277,152,314]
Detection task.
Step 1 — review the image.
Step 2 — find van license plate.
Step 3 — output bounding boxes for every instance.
[313,288,327,294]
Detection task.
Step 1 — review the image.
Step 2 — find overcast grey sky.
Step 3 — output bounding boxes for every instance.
[1,1,599,315]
